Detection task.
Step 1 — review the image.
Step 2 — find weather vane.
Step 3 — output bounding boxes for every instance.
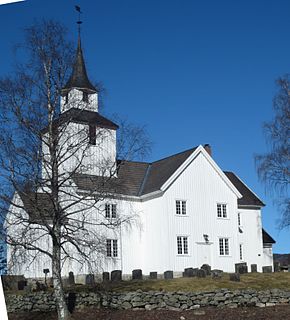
[75,5,82,35]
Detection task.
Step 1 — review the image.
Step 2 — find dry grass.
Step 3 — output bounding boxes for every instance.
[107,272,290,293]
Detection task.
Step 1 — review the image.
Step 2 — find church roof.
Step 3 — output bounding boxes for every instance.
[62,37,97,94]
[42,108,119,132]
[262,229,276,244]
[72,147,265,207]
[224,171,265,207]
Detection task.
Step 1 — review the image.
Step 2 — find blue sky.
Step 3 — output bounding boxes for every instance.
[0,0,289,253]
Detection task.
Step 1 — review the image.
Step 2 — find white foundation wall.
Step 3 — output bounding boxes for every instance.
[140,152,244,273]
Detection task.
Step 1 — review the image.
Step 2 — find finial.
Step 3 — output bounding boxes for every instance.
[75,5,82,36]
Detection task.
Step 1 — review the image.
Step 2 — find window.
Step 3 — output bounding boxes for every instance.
[217,203,227,218]
[239,244,243,260]
[106,239,118,257]
[219,238,229,256]
[89,124,96,145]
[83,91,89,102]
[176,200,186,215]
[105,204,117,219]
[177,236,188,255]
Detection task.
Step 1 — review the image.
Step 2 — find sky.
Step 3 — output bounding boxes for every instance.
[0,0,289,253]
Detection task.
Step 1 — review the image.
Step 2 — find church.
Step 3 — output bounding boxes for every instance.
[6,33,275,279]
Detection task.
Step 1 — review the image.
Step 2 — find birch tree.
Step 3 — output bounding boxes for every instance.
[256,75,290,229]
[0,20,150,320]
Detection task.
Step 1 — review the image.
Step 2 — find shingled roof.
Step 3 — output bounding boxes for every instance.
[224,171,265,207]
[42,108,118,133]
[72,147,265,208]
[262,229,276,244]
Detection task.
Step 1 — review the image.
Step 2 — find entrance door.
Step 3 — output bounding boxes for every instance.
[196,243,212,266]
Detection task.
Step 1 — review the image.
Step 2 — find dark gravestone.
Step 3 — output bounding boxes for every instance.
[18,280,27,290]
[274,262,280,272]
[102,272,110,282]
[149,272,157,279]
[288,266,290,272]
[197,269,206,278]
[164,270,173,279]
[262,266,273,273]
[68,271,75,286]
[111,270,122,282]
[67,292,76,314]
[85,274,95,285]
[184,267,196,277]
[201,264,211,276]
[211,269,223,279]
[132,269,143,280]
[251,264,257,273]
[229,273,240,282]
[235,262,248,274]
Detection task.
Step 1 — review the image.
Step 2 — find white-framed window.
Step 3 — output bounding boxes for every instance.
[239,244,243,260]
[219,238,229,256]
[105,203,117,219]
[177,236,189,255]
[217,203,227,218]
[106,239,118,257]
[176,200,186,215]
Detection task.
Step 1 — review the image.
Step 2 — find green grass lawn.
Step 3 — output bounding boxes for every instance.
[102,272,290,293]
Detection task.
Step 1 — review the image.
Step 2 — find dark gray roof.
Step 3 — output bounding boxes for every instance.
[19,192,53,224]
[72,148,265,209]
[42,108,118,133]
[62,37,97,94]
[224,172,265,207]
[262,229,276,244]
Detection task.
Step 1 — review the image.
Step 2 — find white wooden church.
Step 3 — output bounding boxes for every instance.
[7,35,275,278]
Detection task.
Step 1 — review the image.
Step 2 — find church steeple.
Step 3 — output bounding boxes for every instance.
[60,10,99,113]
[62,36,97,94]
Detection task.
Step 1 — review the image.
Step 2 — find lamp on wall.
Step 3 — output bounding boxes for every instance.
[203,234,209,243]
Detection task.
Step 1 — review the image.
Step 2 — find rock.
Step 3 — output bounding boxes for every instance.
[122,301,132,309]
[194,310,206,315]
[256,303,266,308]
[180,316,186,320]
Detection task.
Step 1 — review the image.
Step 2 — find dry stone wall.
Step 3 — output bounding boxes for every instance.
[5,288,290,313]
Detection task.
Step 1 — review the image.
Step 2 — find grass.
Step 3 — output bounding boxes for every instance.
[5,272,290,296]
[104,272,290,293]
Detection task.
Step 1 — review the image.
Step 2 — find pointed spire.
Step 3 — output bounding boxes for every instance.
[62,17,97,94]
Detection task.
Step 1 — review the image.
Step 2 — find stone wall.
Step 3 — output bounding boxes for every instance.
[5,288,290,313]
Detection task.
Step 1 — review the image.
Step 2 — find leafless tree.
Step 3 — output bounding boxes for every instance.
[0,20,150,320]
[255,75,290,229]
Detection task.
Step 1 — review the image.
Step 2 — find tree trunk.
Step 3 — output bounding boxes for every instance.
[52,244,70,320]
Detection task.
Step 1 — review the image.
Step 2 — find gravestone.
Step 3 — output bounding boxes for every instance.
[17,280,27,291]
[201,264,211,276]
[132,269,143,280]
[197,269,206,278]
[68,271,75,286]
[164,270,173,279]
[262,266,273,273]
[102,272,110,282]
[149,272,157,279]
[229,273,240,282]
[184,267,198,277]
[274,262,280,272]
[211,269,223,279]
[85,274,95,285]
[235,262,248,274]
[251,264,257,273]
[111,270,122,282]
